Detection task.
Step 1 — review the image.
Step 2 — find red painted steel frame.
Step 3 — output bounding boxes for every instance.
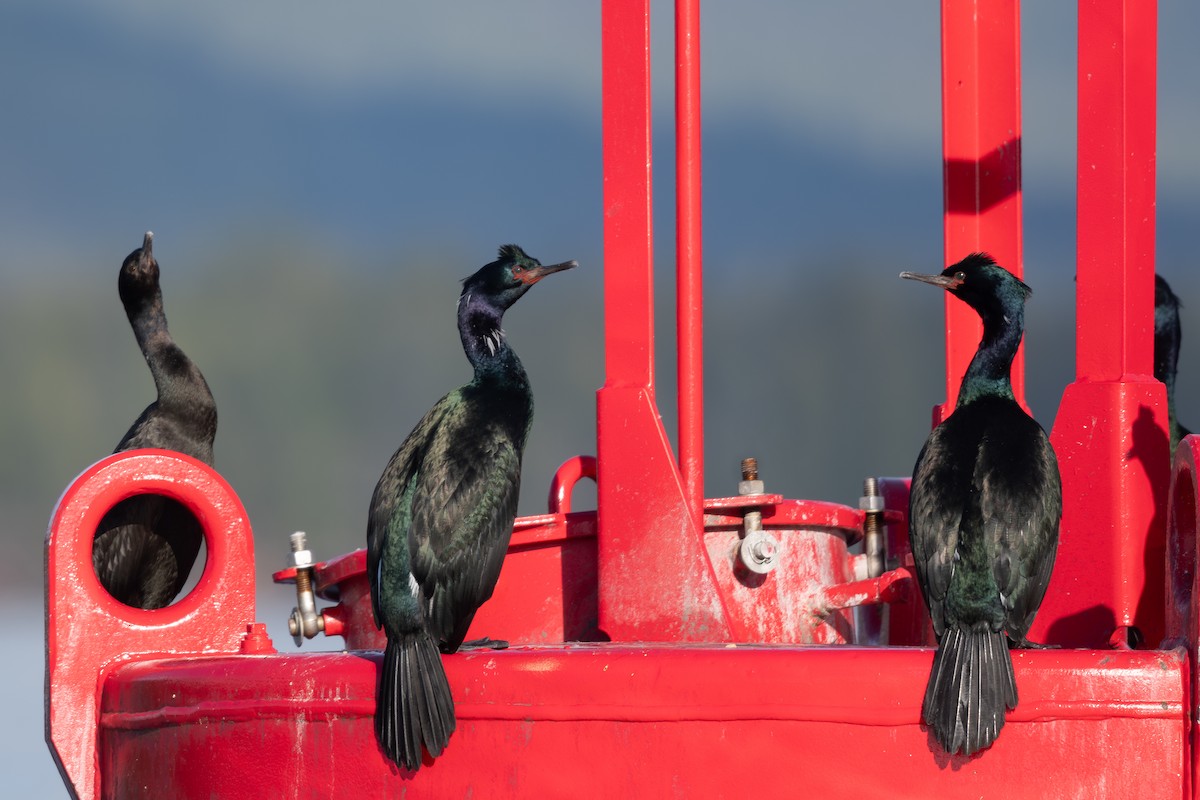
[45,450,259,800]
[1031,0,1169,648]
[939,0,1026,421]
[597,0,736,642]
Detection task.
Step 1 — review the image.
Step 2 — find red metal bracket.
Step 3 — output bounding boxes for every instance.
[45,450,258,800]
[597,0,737,642]
[1032,0,1168,649]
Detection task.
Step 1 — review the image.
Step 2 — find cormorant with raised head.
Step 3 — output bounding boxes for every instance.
[900,253,1061,756]
[367,244,576,771]
[1155,274,1191,455]
[92,232,217,609]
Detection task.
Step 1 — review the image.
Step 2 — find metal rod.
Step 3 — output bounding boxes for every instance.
[861,477,885,580]
[287,531,325,644]
[676,0,704,520]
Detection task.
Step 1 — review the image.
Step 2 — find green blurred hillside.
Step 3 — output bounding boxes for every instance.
[5,235,1184,600]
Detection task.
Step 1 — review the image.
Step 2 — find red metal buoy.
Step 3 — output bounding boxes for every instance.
[43,2,1200,798]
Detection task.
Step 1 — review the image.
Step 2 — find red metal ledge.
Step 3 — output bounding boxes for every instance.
[99,645,1187,799]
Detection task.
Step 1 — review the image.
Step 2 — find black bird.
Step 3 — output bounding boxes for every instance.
[367,244,576,771]
[1155,274,1191,456]
[92,233,217,609]
[900,253,1061,756]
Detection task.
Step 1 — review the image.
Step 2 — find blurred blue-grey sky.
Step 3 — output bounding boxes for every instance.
[4,1,1195,279]
[7,3,1200,795]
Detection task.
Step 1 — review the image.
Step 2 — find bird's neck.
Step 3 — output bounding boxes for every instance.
[127,294,214,415]
[458,297,527,385]
[956,304,1023,407]
[1155,315,1181,413]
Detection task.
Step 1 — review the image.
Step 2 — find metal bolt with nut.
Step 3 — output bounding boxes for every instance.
[737,457,780,575]
[287,531,326,646]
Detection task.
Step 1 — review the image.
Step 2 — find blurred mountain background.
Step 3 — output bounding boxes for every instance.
[4,2,1200,793]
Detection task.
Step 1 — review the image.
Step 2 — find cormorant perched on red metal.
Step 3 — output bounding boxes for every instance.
[367,244,576,771]
[1155,274,1191,456]
[92,232,217,609]
[901,253,1062,756]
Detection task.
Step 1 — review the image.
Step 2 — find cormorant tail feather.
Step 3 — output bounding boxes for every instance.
[375,632,456,770]
[922,625,1016,756]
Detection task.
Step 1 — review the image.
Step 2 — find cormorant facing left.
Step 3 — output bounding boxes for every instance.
[367,244,576,771]
[901,253,1061,756]
[92,232,217,609]
[1155,274,1191,455]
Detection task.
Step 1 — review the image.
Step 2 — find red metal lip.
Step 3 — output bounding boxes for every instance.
[96,645,1188,797]
[102,645,1187,724]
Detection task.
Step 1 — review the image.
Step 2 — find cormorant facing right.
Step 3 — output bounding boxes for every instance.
[901,254,1061,756]
[1155,274,1191,455]
[92,233,217,609]
[367,244,576,771]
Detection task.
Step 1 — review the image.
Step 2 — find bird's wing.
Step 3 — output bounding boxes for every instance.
[366,395,454,627]
[908,425,966,637]
[979,418,1062,638]
[408,419,523,650]
[93,508,161,606]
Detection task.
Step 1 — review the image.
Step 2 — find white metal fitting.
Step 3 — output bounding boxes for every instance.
[739,529,780,574]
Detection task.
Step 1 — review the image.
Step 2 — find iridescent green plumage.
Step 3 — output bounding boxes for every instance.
[1155,274,1191,456]
[367,244,576,771]
[901,254,1061,756]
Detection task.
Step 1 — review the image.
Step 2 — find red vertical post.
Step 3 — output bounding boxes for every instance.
[597,0,735,642]
[676,0,704,520]
[939,0,1025,422]
[601,0,655,389]
[1032,0,1167,648]
[1072,3,1157,385]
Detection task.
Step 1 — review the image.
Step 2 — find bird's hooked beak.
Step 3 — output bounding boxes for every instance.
[517,259,578,285]
[142,231,154,258]
[900,270,963,291]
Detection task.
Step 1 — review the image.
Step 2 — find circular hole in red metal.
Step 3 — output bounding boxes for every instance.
[89,491,209,610]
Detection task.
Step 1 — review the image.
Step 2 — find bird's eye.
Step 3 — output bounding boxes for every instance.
[955,271,966,281]
[512,265,525,275]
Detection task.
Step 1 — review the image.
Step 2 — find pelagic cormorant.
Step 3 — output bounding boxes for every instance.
[92,232,217,609]
[367,244,576,771]
[1155,274,1191,455]
[900,253,1061,756]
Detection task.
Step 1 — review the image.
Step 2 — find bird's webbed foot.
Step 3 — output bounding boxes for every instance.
[1009,636,1060,650]
[1104,625,1144,651]
[459,636,509,650]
